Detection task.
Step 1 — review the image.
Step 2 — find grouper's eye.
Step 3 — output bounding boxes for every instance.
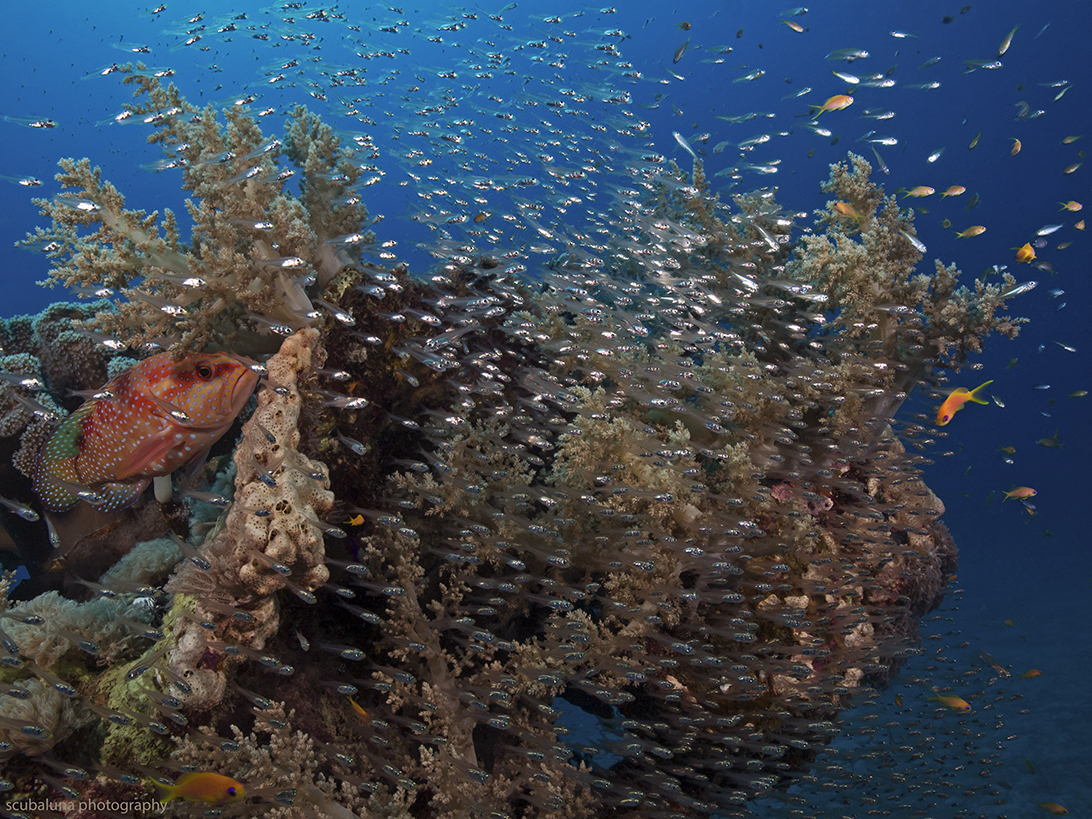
[196,364,214,380]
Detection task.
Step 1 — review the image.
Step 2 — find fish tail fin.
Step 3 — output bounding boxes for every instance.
[966,380,994,404]
[150,778,177,803]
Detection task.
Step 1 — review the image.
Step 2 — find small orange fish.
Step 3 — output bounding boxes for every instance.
[936,379,993,425]
[1004,619,1015,627]
[927,688,971,712]
[941,185,966,197]
[809,94,853,118]
[1058,200,1082,211]
[1075,219,1085,230]
[153,772,246,804]
[1003,486,1037,502]
[780,19,804,32]
[349,696,369,721]
[901,186,935,198]
[833,201,862,222]
[677,21,691,30]
[955,225,986,237]
[1011,137,1022,155]
[1014,242,1036,263]
[1021,669,1042,678]
[895,693,903,708]
[1036,802,1068,815]
[344,514,366,526]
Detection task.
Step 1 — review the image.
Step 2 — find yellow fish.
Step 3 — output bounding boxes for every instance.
[1021,669,1042,678]
[1058,200,1082,211]
[153,772,246,804]
[349,696,370,721]
[833,201,862,222]
[935,380,993,425]
[998,24,1019,56]
[1011,137,1022,156]
[900,186,935,198]
[1003,486,1037,502]
[941,185,966,197]
[1036,802,1068,815]
[1014,242,1036,263]
[809,94,853,118]
[955,225,986,237]
[927,688,971,712]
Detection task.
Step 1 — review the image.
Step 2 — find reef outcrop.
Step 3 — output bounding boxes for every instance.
[0,69,1028,819]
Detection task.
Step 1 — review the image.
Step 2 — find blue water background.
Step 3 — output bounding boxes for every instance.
[2,1,1089,815]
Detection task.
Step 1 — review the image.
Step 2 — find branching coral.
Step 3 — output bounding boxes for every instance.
[21,69,373,354]
[788,152,1027,367]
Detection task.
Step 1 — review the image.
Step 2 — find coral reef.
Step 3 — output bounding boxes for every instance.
[0,81,1029,819]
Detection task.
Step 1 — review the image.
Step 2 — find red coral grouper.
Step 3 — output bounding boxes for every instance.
[33,351,259,513]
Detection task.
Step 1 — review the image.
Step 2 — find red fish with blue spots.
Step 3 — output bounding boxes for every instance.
[32,351,259,513]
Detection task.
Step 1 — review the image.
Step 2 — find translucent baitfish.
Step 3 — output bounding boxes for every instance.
[32,351,259,513]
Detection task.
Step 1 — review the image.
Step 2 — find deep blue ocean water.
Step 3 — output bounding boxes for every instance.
[1,1,1089,816]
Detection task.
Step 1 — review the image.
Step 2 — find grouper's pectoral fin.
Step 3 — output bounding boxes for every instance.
[114,429,180,481]
[92,479,151,514]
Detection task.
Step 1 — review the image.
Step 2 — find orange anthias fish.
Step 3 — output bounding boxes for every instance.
[33,351,258,513]
[955,225,986,237]
[1036,802,1069,815]
[935,379,993,425]
[153,772,246,804]
[941,185,966,197]
[809,94,853,118]
[833,201,862,222]
[900,186,935,198]
[1014,242,1036,263]
[349,696,370,721]
[1003,486,1037,502]
[927,687,971,712]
